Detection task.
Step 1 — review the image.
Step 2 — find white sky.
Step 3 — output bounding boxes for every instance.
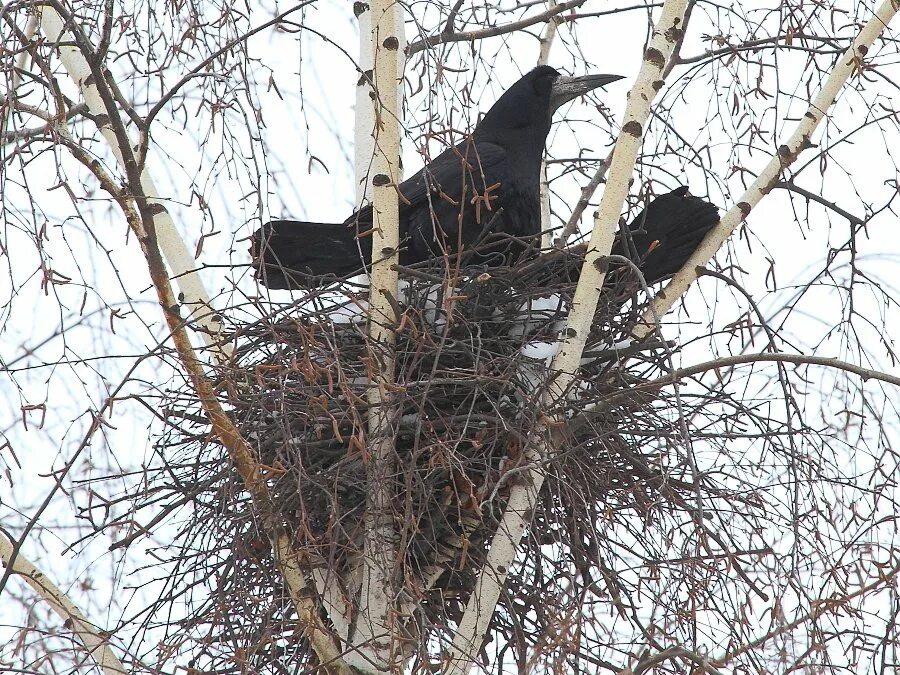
[2,0,900,672]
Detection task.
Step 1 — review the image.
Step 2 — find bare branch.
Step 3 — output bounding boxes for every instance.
[143,2,314,129]
[2,101,87,145]
[632,0,900,340]
[0,531,128,675]
[622,645,725,675]
[714,556,900,667]
[38,6,229,354]
[774,180,865,226]
[407,0,587,55]
[552,0,688,394]
[273,535,350,674]
[555,0,695,247]
[566,3,664,21]
[538,0,560,250]
[34,6,350,670]
[656,352,900,389]
[677,33,848,66]
[554,155,609,246]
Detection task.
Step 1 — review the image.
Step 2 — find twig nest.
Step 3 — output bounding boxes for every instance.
[151,251,708,669]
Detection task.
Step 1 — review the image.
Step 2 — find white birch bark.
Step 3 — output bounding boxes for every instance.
[1,15,38,138]
[0,533,128,675]
[272,535,349,672]
[550,0,687,384]
[355,4,376,205]
[350,0,406,671]
[539,161,553,250]
[38,9,227,355]
[538,0,560,250]
[446,3,690,672]
[632,0,900,340]
[355,3,406,205]
[305,6,378,640]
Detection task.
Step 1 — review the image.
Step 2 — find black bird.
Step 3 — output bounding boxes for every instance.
[523,186,719,290]
[252,66,718,289]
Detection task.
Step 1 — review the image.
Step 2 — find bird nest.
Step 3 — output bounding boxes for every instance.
[147,249,714,670]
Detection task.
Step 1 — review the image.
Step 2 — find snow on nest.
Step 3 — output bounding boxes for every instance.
[325,280,451,331]
[506,293,568,339]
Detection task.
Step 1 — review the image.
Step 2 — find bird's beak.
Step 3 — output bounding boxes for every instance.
[550,74,625,113]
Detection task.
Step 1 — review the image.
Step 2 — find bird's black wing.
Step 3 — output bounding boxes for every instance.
[345,139,508,228]
[521,187,720,290]
[252,141,509,289]
[613,186,719,283]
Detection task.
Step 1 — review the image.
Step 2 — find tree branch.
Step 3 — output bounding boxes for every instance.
[2,101,87,145]
[713,556,900,667]
[622,645,725,675]
[677,33,847,66]
[555,0,695,247]
[632,0,899,341]
[445,4,690,673]
[143,2,313,129]
[773,180,865,226]
[554,156,609,245]
[655,352,900,389]
[36,7,349,671]
[587,350,900,418]
[407,0,587,55]
[538,0,560,250]
[39,5,229,355]
[0,531,128,675]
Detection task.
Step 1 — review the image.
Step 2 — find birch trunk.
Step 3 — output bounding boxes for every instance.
[632,0,899,340]
[35,7,349,671]
[349,1,406,671]
[538,0,559,250]
[0,533,127,675]
[446,3,690,672]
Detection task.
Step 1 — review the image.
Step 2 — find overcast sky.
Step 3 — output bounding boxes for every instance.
[2,1,899,670]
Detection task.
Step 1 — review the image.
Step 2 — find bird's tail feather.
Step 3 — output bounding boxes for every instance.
[252,220,373,290]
